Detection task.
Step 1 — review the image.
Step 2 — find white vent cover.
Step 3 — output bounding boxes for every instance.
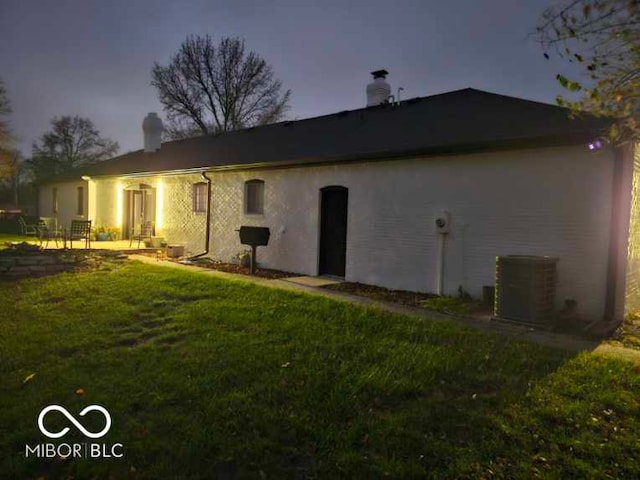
[366,70,391,106]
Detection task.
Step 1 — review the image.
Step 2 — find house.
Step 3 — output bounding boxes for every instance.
[39,71,640,325]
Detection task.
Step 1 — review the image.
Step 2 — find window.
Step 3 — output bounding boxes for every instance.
[52,188,58,214]
[192,182,207,213]
[244,179,264,214]
[77,186,84,215]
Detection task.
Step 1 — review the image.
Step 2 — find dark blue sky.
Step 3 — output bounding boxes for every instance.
[0,0,576,156]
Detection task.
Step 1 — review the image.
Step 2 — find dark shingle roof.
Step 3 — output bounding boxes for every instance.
[44,88,608,183]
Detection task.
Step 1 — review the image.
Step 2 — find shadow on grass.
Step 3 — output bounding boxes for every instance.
[0,263,637,479]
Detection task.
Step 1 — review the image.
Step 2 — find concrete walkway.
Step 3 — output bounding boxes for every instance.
[129,254,640,363]
[283,276,343,287]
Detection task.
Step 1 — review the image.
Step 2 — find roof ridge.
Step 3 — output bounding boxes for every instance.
[37,87,606,185]
[458,88,569,110]
[153,88,572,151]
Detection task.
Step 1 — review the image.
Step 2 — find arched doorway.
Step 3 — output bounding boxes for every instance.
[319,186,348,277]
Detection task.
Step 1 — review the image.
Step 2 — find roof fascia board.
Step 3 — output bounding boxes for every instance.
[68,134,595,182]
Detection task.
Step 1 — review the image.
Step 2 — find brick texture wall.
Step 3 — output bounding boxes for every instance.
[208,145,615,321]
[64,143,615,322]
[625,145,640,314]
[38,181,89,229]
[93,174,206,255]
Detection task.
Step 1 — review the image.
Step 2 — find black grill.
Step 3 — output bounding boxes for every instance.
[237,226,270,274]
[239,226,270,247]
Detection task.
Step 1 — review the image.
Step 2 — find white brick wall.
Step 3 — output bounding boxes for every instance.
[92,174,206,254]
[93,178,117,231]
[41,144,617,321]
[209,145,615,321]
[38,180,89,229]
[156,174,207,255]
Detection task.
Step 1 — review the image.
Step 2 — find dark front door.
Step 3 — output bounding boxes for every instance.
[319,186,348,277]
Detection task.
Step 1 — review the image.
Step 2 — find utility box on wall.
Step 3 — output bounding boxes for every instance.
[166,244,184,258]
[494,255,558,325]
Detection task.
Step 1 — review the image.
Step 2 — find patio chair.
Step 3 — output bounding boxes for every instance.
[18,216,38,238]
[130,220,154,248]
[37,217,64,248]
[69,220,92,249]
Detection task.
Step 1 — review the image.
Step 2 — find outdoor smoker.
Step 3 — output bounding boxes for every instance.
[237,226,271,275]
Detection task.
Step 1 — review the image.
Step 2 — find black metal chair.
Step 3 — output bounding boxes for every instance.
[37,217,64,248]
[18,216,38,238]
[69,220,92,249]
[130,220,154,248]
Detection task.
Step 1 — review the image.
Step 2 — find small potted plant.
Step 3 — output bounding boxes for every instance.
[107,226,121,241]
[93,226,120,241]
[94,226,109,241]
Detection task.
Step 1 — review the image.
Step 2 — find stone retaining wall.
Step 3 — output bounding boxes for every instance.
[0,255,76,278]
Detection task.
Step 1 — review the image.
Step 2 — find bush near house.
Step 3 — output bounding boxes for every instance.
[612,312,640,350]
[91,226,121,241]
[420,295,482,316]
[0,214,35,234]
[0,263,638,478]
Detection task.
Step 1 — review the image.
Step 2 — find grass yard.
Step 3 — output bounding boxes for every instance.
[0,262,639,479]
[0,233,38,246]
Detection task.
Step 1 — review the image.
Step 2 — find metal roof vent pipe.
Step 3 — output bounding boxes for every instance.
[366,69,391,106]
[142,112,164,152]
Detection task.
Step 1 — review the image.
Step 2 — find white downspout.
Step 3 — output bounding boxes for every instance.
[434,211,450,296]
[436,233,445,296]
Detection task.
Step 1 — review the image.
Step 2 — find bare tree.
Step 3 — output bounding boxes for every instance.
[536,0,640,141]
[0,149,24,206]
[0,79,15,181]
[27,116,119,182]
[152,35,291,138]
[162,115,206,141]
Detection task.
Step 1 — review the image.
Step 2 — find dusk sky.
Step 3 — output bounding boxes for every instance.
[0,0,577,157]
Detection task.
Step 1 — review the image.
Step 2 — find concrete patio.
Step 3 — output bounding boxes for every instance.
[8,237,157,252]
[48,239,159,251]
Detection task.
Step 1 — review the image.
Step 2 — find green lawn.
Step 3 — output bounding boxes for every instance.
[0,262,639,479]
[0,233,38,246]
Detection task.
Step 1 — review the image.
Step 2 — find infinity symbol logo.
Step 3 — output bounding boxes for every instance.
[38,405,112,439]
